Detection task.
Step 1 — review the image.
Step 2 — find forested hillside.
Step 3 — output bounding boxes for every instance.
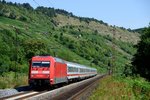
[0,1,140,88]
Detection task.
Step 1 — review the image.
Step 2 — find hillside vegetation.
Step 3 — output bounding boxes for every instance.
[90,76,150,100]
[0,1,140,88]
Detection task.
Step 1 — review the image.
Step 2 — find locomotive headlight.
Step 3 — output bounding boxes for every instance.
[42,71,50,74]
[31,71,38,74]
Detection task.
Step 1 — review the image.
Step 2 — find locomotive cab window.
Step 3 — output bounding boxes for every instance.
[32,61,50,67]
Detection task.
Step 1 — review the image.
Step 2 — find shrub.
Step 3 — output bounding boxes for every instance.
[18,15,27,21]
[8,12,16,19]
[0,72,28,89]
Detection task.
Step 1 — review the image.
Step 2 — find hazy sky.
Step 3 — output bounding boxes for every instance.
[6,0,150,29]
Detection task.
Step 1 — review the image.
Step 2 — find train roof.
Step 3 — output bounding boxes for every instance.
[54,57,65,63]
[32,56,96,70]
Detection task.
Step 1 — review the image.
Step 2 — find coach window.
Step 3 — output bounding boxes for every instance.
[73,67,75,72]
[68,66,72,72]
[74,67,77,72]
[83,68,85,72]
[80,68,81,72]
[81,68,83,72]
[80,68,82,72]
[68,66,75,72]
[76,68,78,72]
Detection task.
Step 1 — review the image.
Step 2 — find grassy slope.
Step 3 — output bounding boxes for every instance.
[0,2,139,88]
[90,76,150,100]
[55,14,140,44]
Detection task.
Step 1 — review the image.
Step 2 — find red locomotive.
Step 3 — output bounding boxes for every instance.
[29,56,97,86]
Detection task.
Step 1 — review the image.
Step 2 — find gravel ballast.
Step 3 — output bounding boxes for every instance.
[0,89,19,98]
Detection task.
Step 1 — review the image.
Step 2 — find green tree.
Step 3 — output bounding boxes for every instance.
[22,3,33,10]
[132,26,150,80]
[23,39,47,60]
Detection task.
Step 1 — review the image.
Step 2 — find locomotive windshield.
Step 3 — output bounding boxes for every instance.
[32,61,50,67]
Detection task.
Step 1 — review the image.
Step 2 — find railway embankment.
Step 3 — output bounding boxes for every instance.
[0,74,106,100]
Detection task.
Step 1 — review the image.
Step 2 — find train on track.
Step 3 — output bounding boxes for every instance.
[28,56,97,86]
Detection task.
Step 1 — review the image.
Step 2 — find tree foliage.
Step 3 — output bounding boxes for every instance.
[132,26,150,80]
[22,3,33,10]
[23,39,47,59]
[55,9,73,16]
[36,7,56,17]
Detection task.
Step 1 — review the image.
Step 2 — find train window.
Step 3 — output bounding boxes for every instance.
[42,62,50,67]
[80,68,84,73]
[32,61,50,67]
[32,62,41,67]
[73,67,77,72]
[68,66,78,72]
[68,67,71,72]
[80,68,82,72]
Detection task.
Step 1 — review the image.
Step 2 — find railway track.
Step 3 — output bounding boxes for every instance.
[51,74,106,100]
[0,74,107,100]
[27,74,106,100]
[68,76,103,100]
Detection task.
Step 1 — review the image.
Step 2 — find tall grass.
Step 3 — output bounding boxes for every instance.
[90,76,150,100]
[0,72,28,89]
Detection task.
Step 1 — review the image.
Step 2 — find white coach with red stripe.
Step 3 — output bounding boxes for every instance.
[66,61,97,80]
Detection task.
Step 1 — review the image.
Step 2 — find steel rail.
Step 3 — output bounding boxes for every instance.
[24,74,107,100]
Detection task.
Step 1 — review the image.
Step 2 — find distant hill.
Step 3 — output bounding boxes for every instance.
[0,1,140,75]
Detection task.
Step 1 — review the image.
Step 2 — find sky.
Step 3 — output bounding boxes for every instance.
[6,0,150,29]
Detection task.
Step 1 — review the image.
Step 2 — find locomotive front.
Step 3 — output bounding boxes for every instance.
[28,56,52,86]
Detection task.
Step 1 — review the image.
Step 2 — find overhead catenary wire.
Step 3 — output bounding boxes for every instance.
[32,0,54,8]
[32,0,40,6]
[47,0,54,7]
